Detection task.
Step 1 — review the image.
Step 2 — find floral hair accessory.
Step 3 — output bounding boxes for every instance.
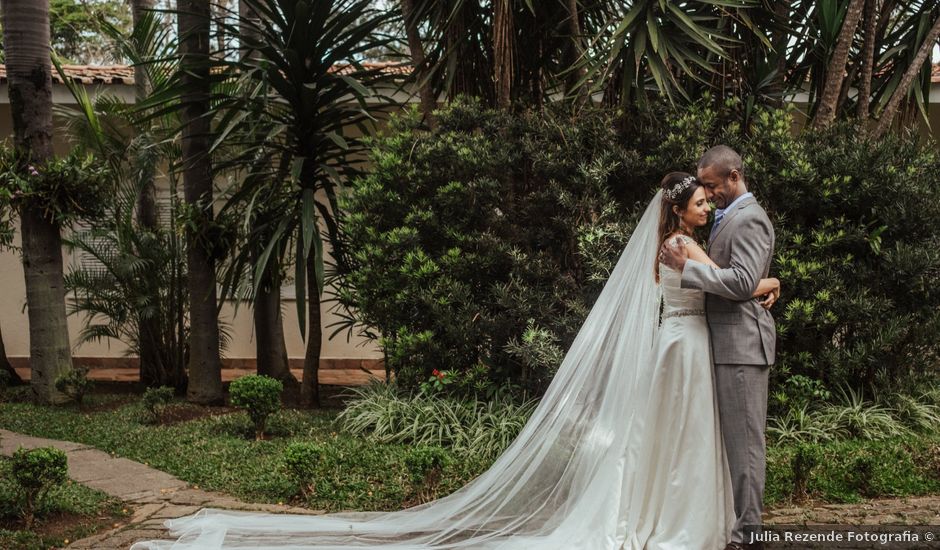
[664,175,696,201]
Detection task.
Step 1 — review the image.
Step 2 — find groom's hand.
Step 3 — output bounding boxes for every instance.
[659,238,688,272]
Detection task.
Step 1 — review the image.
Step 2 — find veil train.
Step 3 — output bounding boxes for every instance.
[130,190,665,550]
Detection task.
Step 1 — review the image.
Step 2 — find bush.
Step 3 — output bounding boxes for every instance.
[54,367,92,406]
[337,98,940,398]
[404,446,449,502]
[282,442,329,500]
[229,374,283,440]
[334,99,653,395]
[141,386,175,424]
[10,447,68,528]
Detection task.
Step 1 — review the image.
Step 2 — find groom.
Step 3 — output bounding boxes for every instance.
[659,145,775,550]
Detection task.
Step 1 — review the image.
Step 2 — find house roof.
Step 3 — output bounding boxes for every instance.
[1,62,938,85]
[0,62,411,86]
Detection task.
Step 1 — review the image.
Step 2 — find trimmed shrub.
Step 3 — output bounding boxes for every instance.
[10,446,68,528]
[229,375,283,440]
[404,446,449,502]
[54,367,92,406]
[282,442,329,500]
[141,386,175,424]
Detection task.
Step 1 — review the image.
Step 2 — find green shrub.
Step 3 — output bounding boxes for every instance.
[141,386,175,424]
[54,367,92,406]
[336,98,940,398]
[334,99,650,395]
[229,375,283,440]
[790,443,821,501]
[404,446,449,502]
[282,442,329,500]
[10,447,69,528]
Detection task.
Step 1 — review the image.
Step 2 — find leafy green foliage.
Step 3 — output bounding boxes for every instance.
[53,367,92,407]
[0,145,111,226]
[338,381,537,461]
[766,436,940,505]
[0,0,131,64]
[337,97,940,399]
[140,386,175,424]
[229,375,284,440]
[282,442,329,500]
[0,455,126,549]
[334,99,651,395]
[642,97,940,398]
[0,397,491,512]
[9,447,68,528]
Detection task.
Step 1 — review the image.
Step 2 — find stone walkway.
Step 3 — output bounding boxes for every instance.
[0,429,323,549]
[3,428,940,548]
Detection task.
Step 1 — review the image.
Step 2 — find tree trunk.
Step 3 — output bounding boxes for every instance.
[812,0,865,128]
[0,323,24,385]
[251,246,294,384]
[1,0,72,404]
[492,0,514,110]
[767,0,792,107]
[563,0,588,100]
[856,0,879,120]
[400,0,436,128]
[178,0,224,404]
[873,14,940,138]
[130,0,168,387]
[239,0,294,387]
[301,248,322,408]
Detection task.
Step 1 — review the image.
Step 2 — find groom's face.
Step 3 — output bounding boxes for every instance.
[697,164,739,209]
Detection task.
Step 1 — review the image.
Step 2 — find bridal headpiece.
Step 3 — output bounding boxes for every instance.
[664,175,696,201]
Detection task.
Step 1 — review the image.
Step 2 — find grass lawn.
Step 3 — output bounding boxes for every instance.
[0,456,130,550]
[0,391,492,512]
[3,390,940,513]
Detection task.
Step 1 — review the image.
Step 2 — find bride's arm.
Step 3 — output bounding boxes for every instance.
[679,237,779,304]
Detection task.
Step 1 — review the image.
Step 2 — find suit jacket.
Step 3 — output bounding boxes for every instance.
[680,195,776,365]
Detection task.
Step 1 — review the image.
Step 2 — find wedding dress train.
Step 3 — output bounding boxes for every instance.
[130,191,733,550]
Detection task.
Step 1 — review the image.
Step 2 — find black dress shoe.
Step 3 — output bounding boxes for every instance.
[723,543,745,550]
[745,542,765,550]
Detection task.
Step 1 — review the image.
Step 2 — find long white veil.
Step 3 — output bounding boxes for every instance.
[131,190,665,550]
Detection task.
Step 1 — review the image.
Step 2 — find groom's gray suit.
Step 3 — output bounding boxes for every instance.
[680,193,775,544]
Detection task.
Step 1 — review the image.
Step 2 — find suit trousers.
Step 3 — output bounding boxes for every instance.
[714,363,770,544]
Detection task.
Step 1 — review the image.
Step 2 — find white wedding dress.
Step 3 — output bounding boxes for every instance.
[130,192,733,550]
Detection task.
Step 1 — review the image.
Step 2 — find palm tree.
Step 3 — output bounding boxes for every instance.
[0,0,73,404]
[178,0,224,404]
[211,0,395,407]
[812,0,866,128]
[873,12,940,137]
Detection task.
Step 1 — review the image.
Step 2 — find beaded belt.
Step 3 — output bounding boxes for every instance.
[661,308,705,320]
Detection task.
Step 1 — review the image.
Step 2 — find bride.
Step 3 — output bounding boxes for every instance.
[131,173,780,550]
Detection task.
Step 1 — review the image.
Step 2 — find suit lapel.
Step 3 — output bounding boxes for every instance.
[709,195,755,247]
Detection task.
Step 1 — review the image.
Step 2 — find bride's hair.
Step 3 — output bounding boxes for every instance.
[655,171,702,282]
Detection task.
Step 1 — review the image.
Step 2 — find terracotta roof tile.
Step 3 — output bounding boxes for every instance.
[0,61,412,85]
[0,64,135,85]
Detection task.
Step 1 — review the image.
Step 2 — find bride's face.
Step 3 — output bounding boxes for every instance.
[675,186,711,228]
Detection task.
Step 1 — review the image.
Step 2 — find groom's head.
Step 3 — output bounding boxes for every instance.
[697,145,747,209]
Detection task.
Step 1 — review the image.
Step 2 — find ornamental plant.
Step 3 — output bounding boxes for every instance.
[10,446,69,528]
[141,386,175,424]
[229,374,283,440]
[54,367,92,407]
[0,144,110,225]
[282,442,330,500]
